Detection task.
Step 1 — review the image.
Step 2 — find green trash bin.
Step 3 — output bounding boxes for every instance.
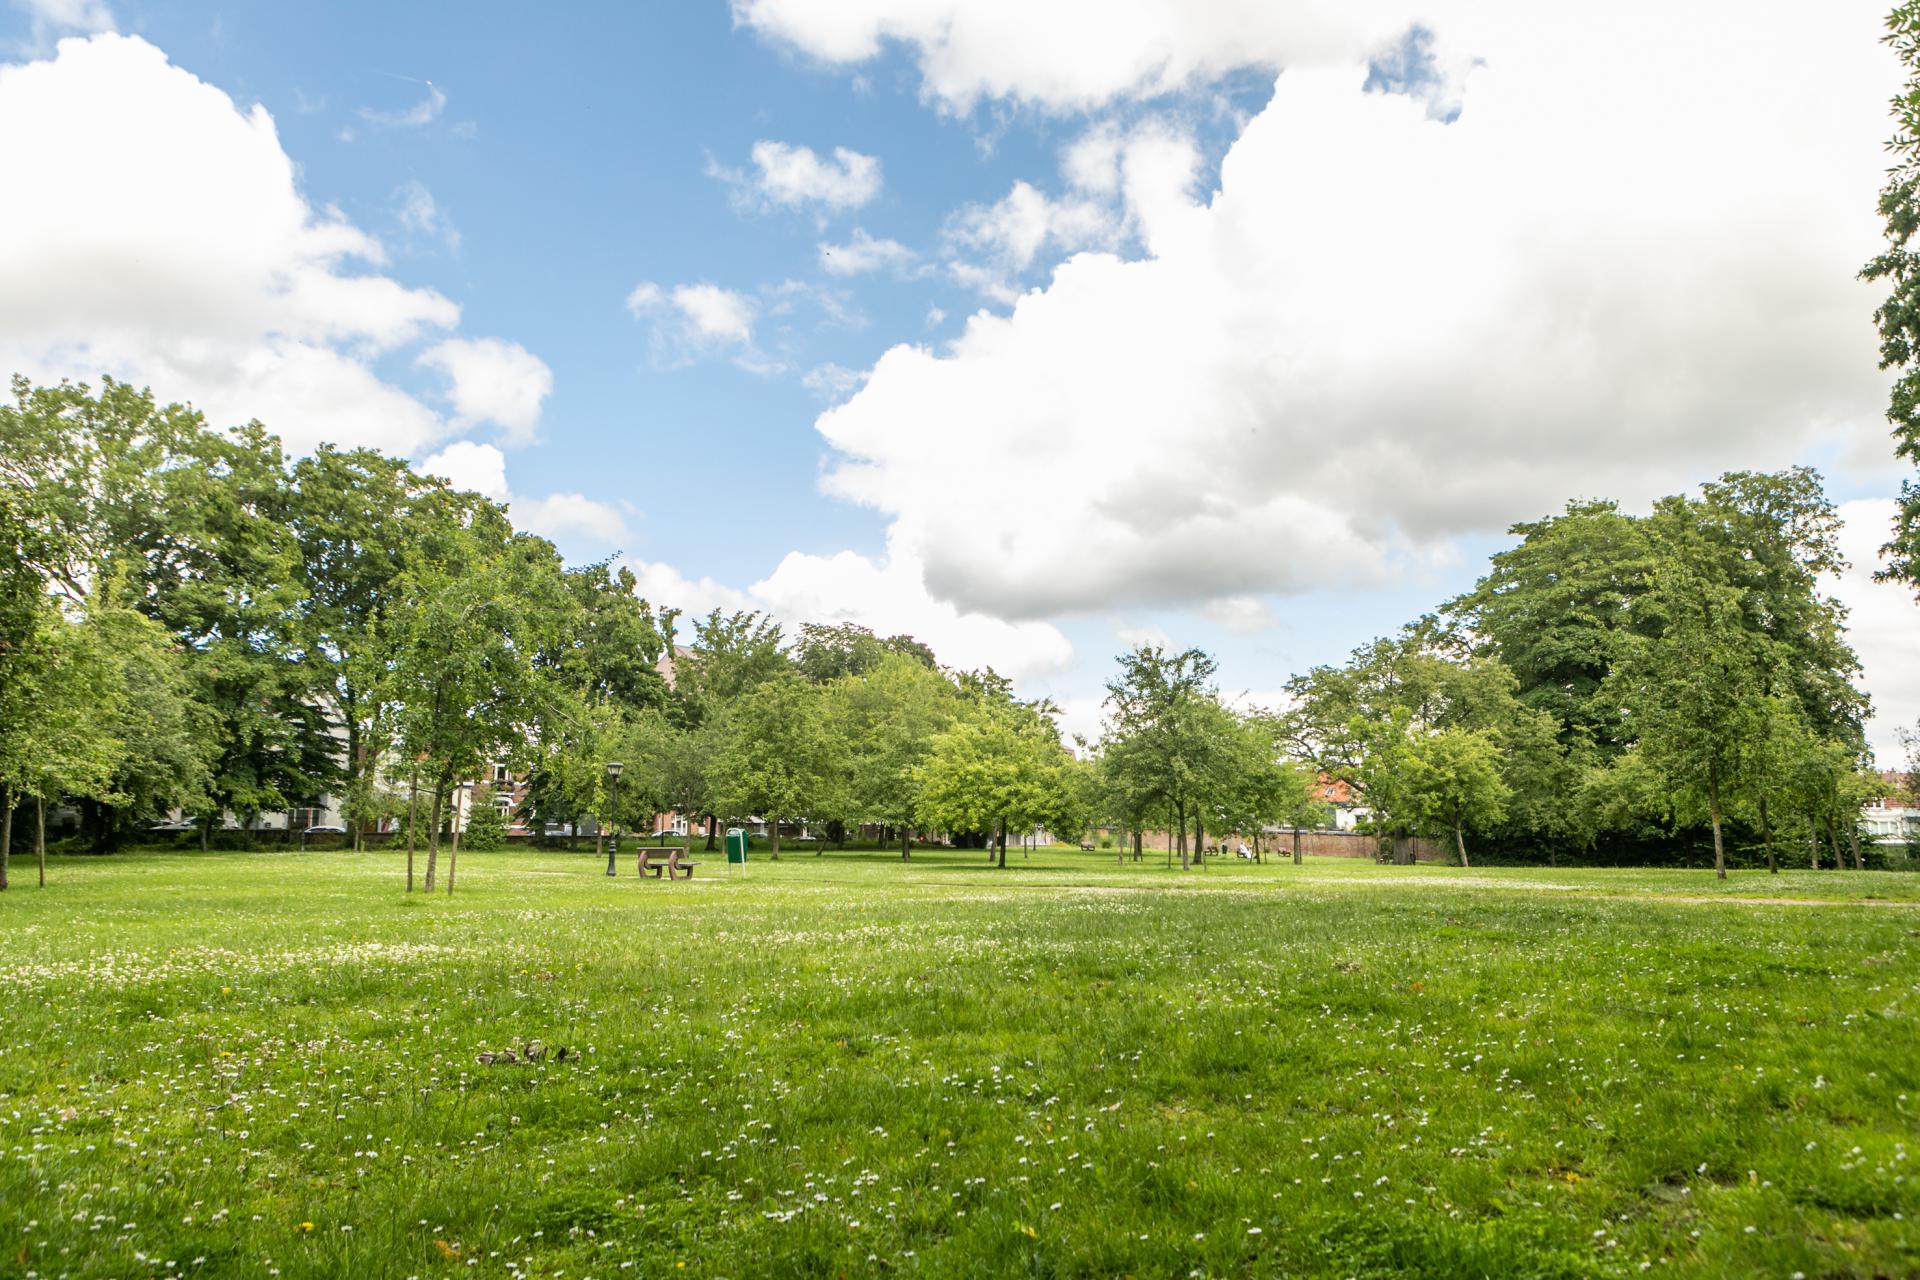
[725,828,749,864]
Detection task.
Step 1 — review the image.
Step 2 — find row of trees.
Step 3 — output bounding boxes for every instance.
[1281,469,1885,876]
[0,377,1896,888]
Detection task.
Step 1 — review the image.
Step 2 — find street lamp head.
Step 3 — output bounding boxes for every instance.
[606,761,624,779]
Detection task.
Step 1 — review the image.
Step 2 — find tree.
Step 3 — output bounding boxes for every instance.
[914,702,1071,869]
[1605,553,1777,880]
[387,512,573,893]
[1445,499,1655,755]
[825,651,960,858]
[289,447,453,848]
[0,601,118,888]
[674,610,789,724]
[1391,725,1511,867]
[1099,646,1239,870]
[1862,1,1920,591]
[461,785,509,852]
[707,672,841,860]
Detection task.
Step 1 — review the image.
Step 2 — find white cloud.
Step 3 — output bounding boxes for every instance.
[732,0,1423,112]
[0,34,477,456]
[630,540,1073,680]
[940,121,1197,298]
[1833,499,1920,766]
[12,0,114,37]
[808,6,1898,623]
[629,280,757,346]
[626,560,758,622]
[417,337,553,444]
[419,441,628,549]
[359,81,445,129]
[801,362,865,402]
[395,179,459,251]
[818,226,917,275]
[419,439,508,500]
[1202,596,1274,634]
[713,139,882,213]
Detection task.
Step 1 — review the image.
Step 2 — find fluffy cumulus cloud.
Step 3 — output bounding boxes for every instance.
[631,539,1072,680]
[419,441,628,548]
[1833,500,1920,765]
[818,227,917,276]
[796,3,1899,621]
[628,281,757,347]
[418,337,553,444]
[0,33,540,460]
[733,0,1423,112]
[713,139,882,213]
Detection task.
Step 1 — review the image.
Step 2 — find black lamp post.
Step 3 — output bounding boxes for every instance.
[605,761,624,876]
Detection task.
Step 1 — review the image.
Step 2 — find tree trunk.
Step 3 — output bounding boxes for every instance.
[446,805,462,896]
[36,795,46,887]
[1708,778,1726,881]
[1252,831,1261,864]
[902,826,911,861]
[1759,793,1777,875]
[1132,829,1142,863]
[996,817,1007,869]
[198,817,210,853]
[1454,816,1470,868]
[405,762,421,893]
[705,815,717,852]
[347,711,362,853]
[1823,817,1843,872]
[1293,828,1302,865]
[1849,821,1864,872]
[1809,824,1819,871]
[1176,803,1188,871]
[771,817,781,861]
[1194,815,1205,867]
[0,787,11,891]
[423,780,445,891]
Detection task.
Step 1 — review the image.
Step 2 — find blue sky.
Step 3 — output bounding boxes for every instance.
[2,0,1916,757]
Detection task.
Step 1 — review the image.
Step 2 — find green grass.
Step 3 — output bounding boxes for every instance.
[3,846,1917,1279]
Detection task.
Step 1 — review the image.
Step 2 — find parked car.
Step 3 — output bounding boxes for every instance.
[148,821,195,832]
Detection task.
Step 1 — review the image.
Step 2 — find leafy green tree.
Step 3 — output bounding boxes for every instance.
[461,785,510,852]
[1605,552,1778,880]
[707,672,842,860]
[388,512,573,892]
[288,446,454,848]
[674,610,789,725]
[0,601,118,887]
[914,701,1072,869]
[1445,499,1655,754]
[1862,1,1920,591]
[1391,726,1511,867]
[1100,646,1240,869]
[791,622,939,684]
[825,651,960,858]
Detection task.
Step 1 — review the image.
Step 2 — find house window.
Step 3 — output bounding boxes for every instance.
[491,763,510,783]
[495,794,513,816]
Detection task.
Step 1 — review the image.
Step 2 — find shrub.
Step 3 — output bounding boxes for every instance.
[462,786,509,851]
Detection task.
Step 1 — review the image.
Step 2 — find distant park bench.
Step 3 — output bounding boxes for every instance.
[637,846,698,880]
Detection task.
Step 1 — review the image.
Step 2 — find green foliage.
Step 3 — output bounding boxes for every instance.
[1863,3,1920,590]
[914,700,1073,867]
[706,672,843,851]
[461,785,510,851]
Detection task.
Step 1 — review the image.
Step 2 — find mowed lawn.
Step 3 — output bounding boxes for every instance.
[3,848,1917,1279]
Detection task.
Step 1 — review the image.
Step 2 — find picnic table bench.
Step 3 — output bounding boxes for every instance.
[636,846,699,880]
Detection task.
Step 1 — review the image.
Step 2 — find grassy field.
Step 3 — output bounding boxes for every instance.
[2,846,1916,1279]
